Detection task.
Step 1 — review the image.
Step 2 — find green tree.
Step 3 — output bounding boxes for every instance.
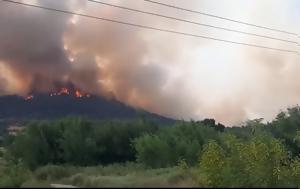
[200,135,293,187]
[199,140,225,187]
[134,134,170,168]
[134,122,219,168]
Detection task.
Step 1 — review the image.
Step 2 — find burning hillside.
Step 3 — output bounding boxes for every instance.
[0,89,174,125]
[25,87,91,101]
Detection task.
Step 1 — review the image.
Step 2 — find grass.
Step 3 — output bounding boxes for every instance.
[21,163,200,188]
[0,147,201,187]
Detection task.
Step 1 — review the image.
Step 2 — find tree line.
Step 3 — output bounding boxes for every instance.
[2,106,300,187]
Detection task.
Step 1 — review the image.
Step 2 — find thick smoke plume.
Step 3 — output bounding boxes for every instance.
[0,0,299,126]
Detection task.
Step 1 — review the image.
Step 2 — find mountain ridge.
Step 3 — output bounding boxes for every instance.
[0,93,175,127]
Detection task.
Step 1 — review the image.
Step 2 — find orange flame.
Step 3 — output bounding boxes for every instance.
[75,90,83,98]
[58,87,70,95]
[24,88,92,100]
[25,95,34,101]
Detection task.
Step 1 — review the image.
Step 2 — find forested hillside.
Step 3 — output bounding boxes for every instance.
[1,107,300,187]
[0,94,174,126]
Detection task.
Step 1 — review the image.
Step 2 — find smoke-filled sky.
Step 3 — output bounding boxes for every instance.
[0,0,299,126]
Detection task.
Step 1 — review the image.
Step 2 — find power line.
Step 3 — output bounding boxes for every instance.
[144,0,298,36]
[1,0,298,55]
[87,0,297,45]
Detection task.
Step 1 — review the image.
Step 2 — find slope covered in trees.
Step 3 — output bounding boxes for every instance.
[1,107,300,187]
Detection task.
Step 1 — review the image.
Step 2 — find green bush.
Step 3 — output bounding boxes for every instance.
[134,122,219,168]
[134,134,170,168]
[199,135,300,187]
[8,117,159,168]
[69,173,88,186]
[199,140,225,187]
[34,165,75,180]
[0,160,31,188]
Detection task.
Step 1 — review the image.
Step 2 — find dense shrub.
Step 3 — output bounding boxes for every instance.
[34,165,75,180]
[4,106,300,187]
[0,160,30,188]
[200,134,300,187]
[134,121,220,168]
[7,117,159,169]
[134,134,170,168]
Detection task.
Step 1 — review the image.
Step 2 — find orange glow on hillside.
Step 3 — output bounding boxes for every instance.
[58,87,70,95]
[24,87,91,101]
[25,95,34,101]
[75,90,83,98]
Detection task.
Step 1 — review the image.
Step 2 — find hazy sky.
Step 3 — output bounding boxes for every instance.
[0,0,299,126]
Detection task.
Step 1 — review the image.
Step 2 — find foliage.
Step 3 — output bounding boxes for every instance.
[34,165,75,181]
[4,106,300,187]
[267,106,300,155]
[20,163,198,188]
[199,140,225,187]
[134,121,220,168]
[7,117,158,169]
[200,134,300,187]
[0,159,31,188]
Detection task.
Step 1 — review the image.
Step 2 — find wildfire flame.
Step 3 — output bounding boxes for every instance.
[25,95,34,101]
[50,87,91,98]
[75,90,83,98]
[24,87,91,101]
[59,87,70,95]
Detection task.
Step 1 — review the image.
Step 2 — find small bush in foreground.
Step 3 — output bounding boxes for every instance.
[200,135,300,187]
[0,160,31,188]
[34,165,75,181]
